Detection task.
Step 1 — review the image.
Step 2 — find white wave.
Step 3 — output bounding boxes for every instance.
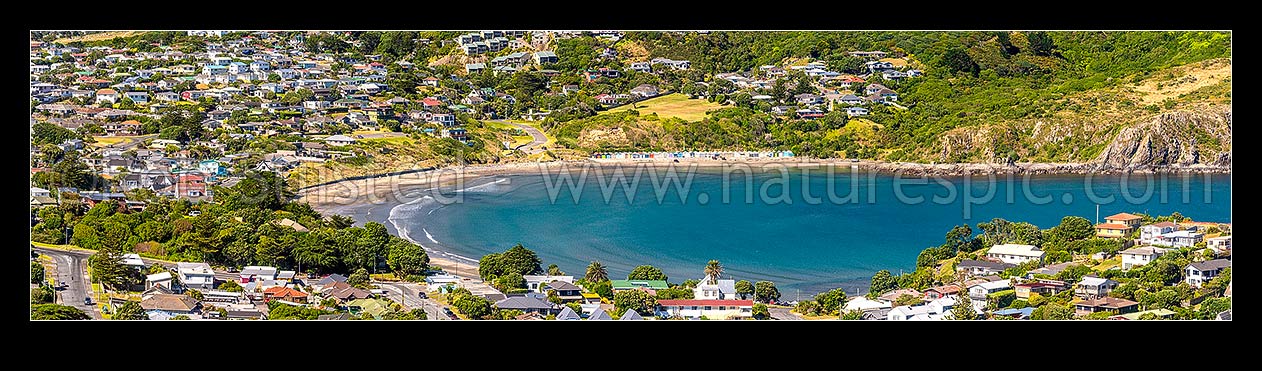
[423,228,440,244]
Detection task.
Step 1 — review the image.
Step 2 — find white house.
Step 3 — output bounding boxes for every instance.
[656,299,752,319]
[1152,230,1203,248]
[1075,276,1118,299]
[967,280,1012,300]
[425,274,461,289]
[324,135,357,146]
[1206,236,1231,253]
[846,107,869,117]
[693,274,738,300]
[887,296,959,321]
[120,253,146,270]
[985,244,1045,265]
[176,262,216,290]
[1139,222,1178,243]
[239,266,278,283]
[146,272,174,291]
[523,275,575,293]
[1185,259,1231,287]
[1119,246,1167,270]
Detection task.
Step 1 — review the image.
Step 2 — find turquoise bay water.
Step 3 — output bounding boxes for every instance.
[389,168,1230,297]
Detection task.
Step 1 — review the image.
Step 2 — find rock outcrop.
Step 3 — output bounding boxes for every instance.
[1095,110,1231,168]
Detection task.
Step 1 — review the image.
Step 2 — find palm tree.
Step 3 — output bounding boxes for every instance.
[585,261,608,282]
[704,260,723,284]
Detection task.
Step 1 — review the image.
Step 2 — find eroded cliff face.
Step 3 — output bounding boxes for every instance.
[1094,110,1231,168]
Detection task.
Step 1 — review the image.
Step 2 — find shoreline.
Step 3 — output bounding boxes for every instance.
[299,158,1230,287]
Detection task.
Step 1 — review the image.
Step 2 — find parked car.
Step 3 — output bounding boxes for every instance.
[443,308,457,319]
[416,292,428,299]
[83,297,92,306]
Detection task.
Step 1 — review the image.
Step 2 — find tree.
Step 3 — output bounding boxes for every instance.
[840,310,864,320]
[628,265,668,281]
[1054,264,1093,283]
[31,304,90,320]
[952,294,978,320]
[612,288,657,317]
[32,262,45,284]
[754,281,781,303]
[585,261,609,282]
[703,260,724,283]
[869,270,898,295]
[451,291,493,319]
[386,239,429,277]
[794,300,820,316]
[218,280,244,292]
[735,280,754,300]
[348,267,370,288]
[1196,297,1231,320]
[494,272,527,293]
[31,286,55,304]
[895,294,922,307]
[752,303,770,320]
[113,301,148,320]
[1030,303,1075,320]
[939,47,979,76]
[90,250,138,290]
[547,264,564,276]
[1026,31,1056,56]
[814,288,847,315]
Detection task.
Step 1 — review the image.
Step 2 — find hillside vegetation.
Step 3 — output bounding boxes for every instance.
[553,31,1231,165]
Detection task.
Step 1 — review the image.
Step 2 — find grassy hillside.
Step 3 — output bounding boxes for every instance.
[550,31,1231,163]
[602,93,726,122]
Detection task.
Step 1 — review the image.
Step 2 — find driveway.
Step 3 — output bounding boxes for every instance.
[490,120,548,154]
[768,306,804,320]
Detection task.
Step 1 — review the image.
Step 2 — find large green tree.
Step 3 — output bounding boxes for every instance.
[628,265,667,281]
[869,270,898,295]
[113,301,148,320]
[754,281,781,303]
[613,288,658,317]
[704,260,724,283]
[31,304,90,320]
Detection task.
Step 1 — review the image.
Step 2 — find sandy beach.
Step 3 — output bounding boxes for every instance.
[300,157,1231,279]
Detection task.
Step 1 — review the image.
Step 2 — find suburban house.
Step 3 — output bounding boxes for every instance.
[587,308,614,321]
[611,280,669,294]
[239,266,279,282]
[555,307,582,320]
[176,262,216,290]
[922,285,962,300]
[1014,281,1066,299]
[1120,246,1167,270]
[985,244,1044,265]
[95,88,118,104]
[1110,308,1176,320]
[693,274,738,300]
[320,281,373,303]
[1074,297,1139,316]
[1151,230,1204,248]
[957,260,1015,277]
[630,84,660,98]
[263,286,309,303]
[533,51,558,64]
[1027,262,1075,277]
[140,293,201,320]
[1185,259,1231,287]
[1139,222,1178,243]
[494,296,557,315]
[1096,213,1143,237]
[145,272,175,291]
[846,107,869,117]
[967,280,1012,300]
[1075,276,1119,299]
[878,288,923,304]
[523,275,574,292]
[656,299,753,319]
[887,296,959,321]
[324,135,357,146]
[544,281,585,303]
[1206,236,1232,252]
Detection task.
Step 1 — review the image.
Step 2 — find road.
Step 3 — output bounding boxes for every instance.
[100,134,157,150]
[33,247,101,319]
[768,306,803,320]
[375,281,453,320]
[491,120,548,154]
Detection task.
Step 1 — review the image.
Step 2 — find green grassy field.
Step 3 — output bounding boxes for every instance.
[602,93,725,122]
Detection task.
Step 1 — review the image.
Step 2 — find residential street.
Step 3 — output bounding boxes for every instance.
[767,306,803,320]
[33,246,101,319]
[491,120,548,154]
[375,281,452,320]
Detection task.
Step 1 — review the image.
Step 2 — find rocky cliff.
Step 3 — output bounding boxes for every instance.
[1095,110,1232,168]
